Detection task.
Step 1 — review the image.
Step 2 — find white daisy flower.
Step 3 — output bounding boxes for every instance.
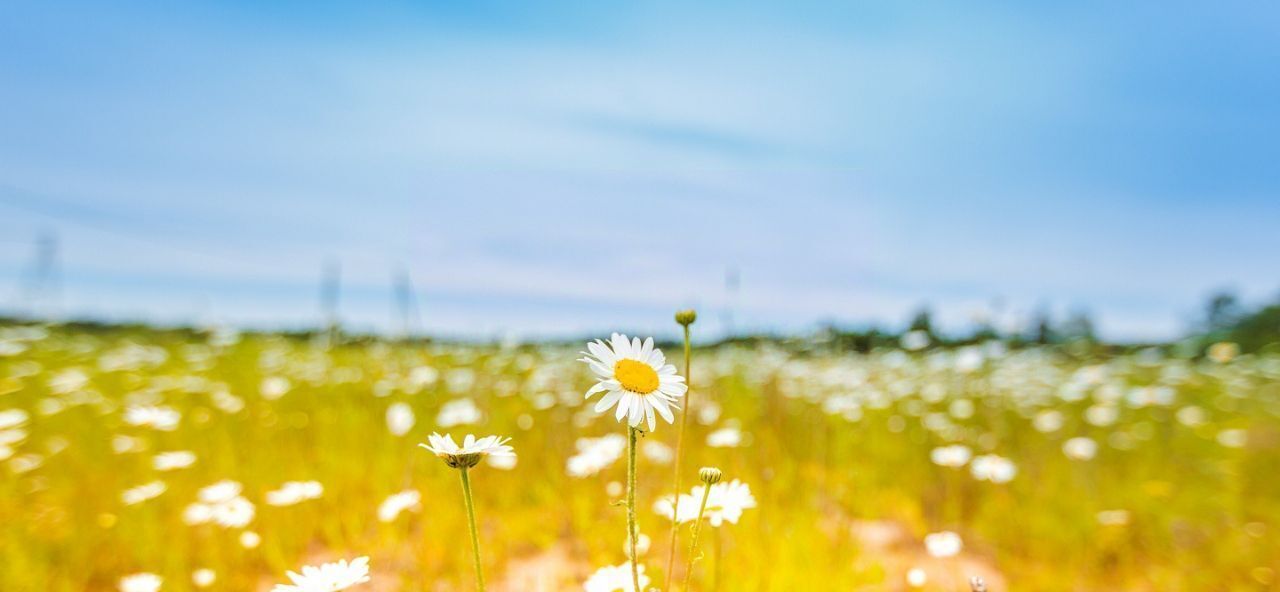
[385,402,415,436]
[377,490,421,523]
[701,479,757,526]
[273,556,370,592]
[152,451,197,471]
[1063,437,1099,461]
[265,481,324,506]
[119,573,162,592]
[419,433,514,469]
[924,530,963,558]
[579,334,687,432]
[969,454,1017,483]
[929,444,972,468]
[566,434,627,478]
[191,568,216,588]
[583,562,650,592]
[121,480,167,506]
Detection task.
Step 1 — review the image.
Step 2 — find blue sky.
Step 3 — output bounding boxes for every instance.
[1,1,1277,340]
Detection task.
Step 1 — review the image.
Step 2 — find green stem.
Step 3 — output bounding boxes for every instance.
[627,427,641,592]
[459,468,486,592]
[665,324,694,590]
[681,481,714,592]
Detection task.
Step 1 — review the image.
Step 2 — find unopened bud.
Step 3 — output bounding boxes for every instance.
[698,467,723,485]
[675,309,698,326]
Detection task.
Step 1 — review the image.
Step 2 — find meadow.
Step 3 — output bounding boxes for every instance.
[2,321,1278,591]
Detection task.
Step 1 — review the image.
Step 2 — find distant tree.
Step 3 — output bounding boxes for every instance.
[1060,308,1097,343]
[908,307,935,335]
[1225,302,1280,352]
[1205,290,1244,333]
[1030,307,1056,345]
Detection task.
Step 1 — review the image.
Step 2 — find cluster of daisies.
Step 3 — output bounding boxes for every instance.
[111,325,760,592]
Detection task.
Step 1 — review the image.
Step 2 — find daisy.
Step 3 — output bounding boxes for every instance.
[152,451,197,471]
[579,334,687,432]
[583,563,650,592]
[377,490,421,523]
[701,479,756,527]
[969,454,1017,483]
[265,481,324,506]
[419,433,513,469]
[421,435,515,591]
[273,556,370,592]
[924,531,963,558]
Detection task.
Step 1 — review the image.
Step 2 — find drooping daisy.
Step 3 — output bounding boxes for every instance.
[579,334,687,432]
[273,556,370,592]
[419,433,514,469]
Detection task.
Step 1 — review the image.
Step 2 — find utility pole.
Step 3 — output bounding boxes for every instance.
[392,266,420,340]
[321,258,341,344]
[723,266,739,337]
[20,231,60,321]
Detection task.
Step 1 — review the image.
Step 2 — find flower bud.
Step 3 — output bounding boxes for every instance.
[698,466,723,485]
[675,309,698,326]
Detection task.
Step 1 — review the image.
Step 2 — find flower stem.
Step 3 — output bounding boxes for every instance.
[627,426,641,592]
[459,467,486,592]
[680,481,714,591]
[665,324,694,590]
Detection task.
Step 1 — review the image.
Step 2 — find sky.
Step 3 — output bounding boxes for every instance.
[0,1,1277,341]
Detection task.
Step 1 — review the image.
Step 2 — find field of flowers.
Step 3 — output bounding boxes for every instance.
[1,321,1278,591]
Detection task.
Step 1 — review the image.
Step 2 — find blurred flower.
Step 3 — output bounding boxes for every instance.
[706,426,742,448]
[1063,437,1098,461]
[185,481,255,528]
[567,434,626,478]
[1176,406,1206,427]
[579,334,687,432]
[260,376,291,400]
[1208,342,1239,363]
[378,490,421,523]
[1096,509,1130,526]
[924,531,963,558]
[239,530,261,549]
[0,409,28,430]
[930,444,972,468]
[119,573,162,592]
[152,451,197,471]
[659,479,757,527]
[487,453,517,470]
[906,567,928,587]
[265,481,323,506]
[901,330,930,351]
[385,402,415,436]
[1033,410,1064,433]
[584,563,649,592]
[273,556,370,592]
[970,454,1017,483]
[1217,428,1248,448]
[123,405,181,431]
[641,440,673,464]
[121,480,167,506]
[624,532,651,558]
[436,399,482,427]
[192,568,216,588]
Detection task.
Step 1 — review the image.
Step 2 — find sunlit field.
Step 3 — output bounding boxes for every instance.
[2,322,1278,591]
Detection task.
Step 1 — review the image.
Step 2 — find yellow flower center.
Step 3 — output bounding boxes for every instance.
[615,359,659,394]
